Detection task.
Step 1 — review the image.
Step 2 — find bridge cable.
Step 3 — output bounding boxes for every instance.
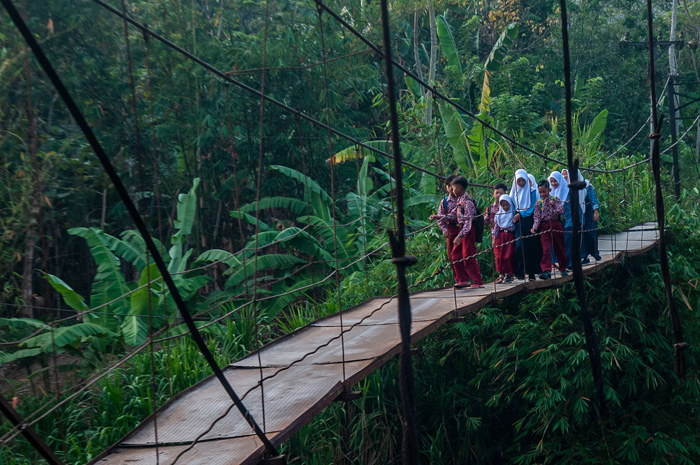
[0,0,280,457]
[119,1,161,460]
[316,4,349,385]
[645,0,688,380]
[379,1,419,464]
[251,0,272,439]
[559,0,608,416]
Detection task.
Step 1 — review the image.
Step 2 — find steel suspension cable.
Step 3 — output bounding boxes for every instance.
[0,0,279,457]
[249,0,272,440]
[559,0,608,416]
[119,3,161,460]
[645,0,687,380]
[378,1,418,464]
[316,5,348,383]
[377,55,398,228]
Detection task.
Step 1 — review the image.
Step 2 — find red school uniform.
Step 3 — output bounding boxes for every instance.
[493,223,516,275]
[533,196,567,273]
[454,193,483,286]
[435,195,469,284]
[483,201,500,243]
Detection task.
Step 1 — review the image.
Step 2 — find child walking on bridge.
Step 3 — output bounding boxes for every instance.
[452,177,484,289]
[493,194,517,283]
[429,175,467,286]
[531,180,568,279]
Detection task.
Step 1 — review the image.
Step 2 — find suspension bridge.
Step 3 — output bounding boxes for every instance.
[87,224,658,465]
[0,0,690,463]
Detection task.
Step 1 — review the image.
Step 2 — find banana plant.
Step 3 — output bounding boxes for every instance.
[435,17,518,173]
[0,178,210,367]
[573,109,608,160]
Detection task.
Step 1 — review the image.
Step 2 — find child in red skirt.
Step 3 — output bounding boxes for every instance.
[531,180,569,280]
[452,177,483,289]
[429,175,464,284]
[493,194,517,283]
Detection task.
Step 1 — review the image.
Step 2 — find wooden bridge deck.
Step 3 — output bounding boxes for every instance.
[91,223,658,465]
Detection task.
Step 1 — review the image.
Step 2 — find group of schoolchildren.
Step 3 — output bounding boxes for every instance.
[430,169,601,289]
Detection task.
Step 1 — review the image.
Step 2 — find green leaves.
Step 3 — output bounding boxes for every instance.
[44,274,89,313]
[270,165,332,222]
[172,178,200,247]
[225,254,306,289]
[68,227,132,328]
[436,15,463,76]
[438,103,473,172]
[480,23,518,114]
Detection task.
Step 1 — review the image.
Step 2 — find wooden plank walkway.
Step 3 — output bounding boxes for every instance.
[91,223,658,465]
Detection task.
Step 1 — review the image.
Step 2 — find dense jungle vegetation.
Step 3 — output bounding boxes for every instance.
[1,0,700,463]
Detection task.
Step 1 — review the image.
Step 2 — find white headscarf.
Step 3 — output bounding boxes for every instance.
[496,194,515,229]
[509,169,532,212]
[570,169,587,214]
[549,170,569,201]
[528,173,540,201]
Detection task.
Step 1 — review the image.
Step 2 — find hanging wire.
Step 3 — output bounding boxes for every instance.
[142,21,174,400]
[645,0,688,380]
[251,0,273,436]
[226,85,251,300]
[316,4,348,383]
[295,116,319,318]
[377,55,398,230]
[378,1,418,463]
[559,0,608,415]
[119,2,160,459]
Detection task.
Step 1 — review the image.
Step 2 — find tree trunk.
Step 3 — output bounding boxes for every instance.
[425,0,437,124]
[20,28,42,319]
[413,10,425,100]
[669,0,680,136]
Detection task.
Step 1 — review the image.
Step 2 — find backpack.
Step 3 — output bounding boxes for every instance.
[469,198,485,244]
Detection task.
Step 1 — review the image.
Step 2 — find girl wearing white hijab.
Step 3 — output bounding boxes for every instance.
[548,171,569,201]
[494,194,517,283]
[509,169,542,280]
[509,169,533,214]
[557,168,587,268]
[570,169,587,216]
[582,178,602,263]
[528,173,541,202]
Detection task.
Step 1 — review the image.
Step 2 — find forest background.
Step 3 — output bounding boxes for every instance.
[1,0,700,463]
